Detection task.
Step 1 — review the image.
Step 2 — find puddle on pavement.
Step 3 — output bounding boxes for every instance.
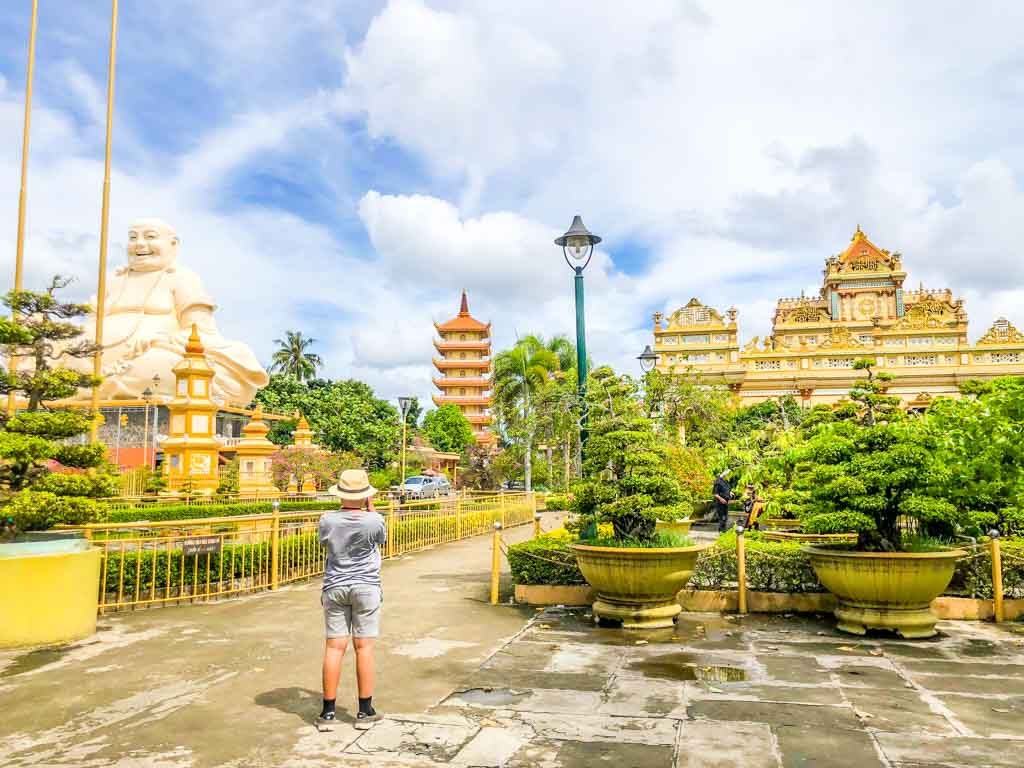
[626,655,746,682]
[0,646,70,677]
[452,687,531,706]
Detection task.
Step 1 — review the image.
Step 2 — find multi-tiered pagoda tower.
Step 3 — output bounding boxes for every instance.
[432,291,494,445]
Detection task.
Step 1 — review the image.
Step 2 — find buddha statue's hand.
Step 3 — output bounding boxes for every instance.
[128,332,182,358]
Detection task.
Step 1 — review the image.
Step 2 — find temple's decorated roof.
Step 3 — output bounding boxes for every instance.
[435,290,491,333]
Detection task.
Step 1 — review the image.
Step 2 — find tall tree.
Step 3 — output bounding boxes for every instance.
[270,331,322,381]
[422,405,474,454]
[493,335,562,491]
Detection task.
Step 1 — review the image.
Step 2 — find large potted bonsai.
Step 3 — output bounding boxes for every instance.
[795,360,965,639]
[570,368,711,629]
[0,278,111,647]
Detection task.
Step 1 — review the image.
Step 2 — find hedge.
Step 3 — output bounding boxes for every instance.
[105,500,339,523]
[507,531,587,586]
[947,538,1024,599]
[101,531,319,595]
[543,494,571,511]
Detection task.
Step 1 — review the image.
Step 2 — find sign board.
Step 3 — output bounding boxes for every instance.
[182,536,222,556]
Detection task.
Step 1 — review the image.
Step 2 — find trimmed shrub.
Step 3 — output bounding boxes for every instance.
[688,531,825,594]
[947,538,1024,599]
[543,494,570,511]
[106,500,338,523]
[507,531,585,586]
[6,490,106,531]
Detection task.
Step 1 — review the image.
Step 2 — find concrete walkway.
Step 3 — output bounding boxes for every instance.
[4,515,1024,767]
[0,515,555,768]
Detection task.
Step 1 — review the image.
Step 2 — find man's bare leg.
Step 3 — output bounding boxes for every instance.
[353,638,375,698]
[322,637,349,702]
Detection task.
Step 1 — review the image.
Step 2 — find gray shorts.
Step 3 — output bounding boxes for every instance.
[322,584,382,639]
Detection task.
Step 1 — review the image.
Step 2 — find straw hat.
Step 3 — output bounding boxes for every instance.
[328,469,377,501]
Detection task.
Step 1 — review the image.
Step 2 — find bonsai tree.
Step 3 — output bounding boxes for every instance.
[571,367,688,543]
[850,358,901,425]
[792,419,961,550]
[0,278,112,533]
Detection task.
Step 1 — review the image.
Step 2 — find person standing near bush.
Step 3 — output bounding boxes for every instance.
[713,470,733,533]
[742,484,763,531]
[317,469,386,731]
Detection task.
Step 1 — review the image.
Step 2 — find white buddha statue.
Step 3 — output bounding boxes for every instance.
[77,219,269,404]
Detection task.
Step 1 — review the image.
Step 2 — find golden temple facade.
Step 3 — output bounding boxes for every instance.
[653,227,1024,407]
[432,291,495,444]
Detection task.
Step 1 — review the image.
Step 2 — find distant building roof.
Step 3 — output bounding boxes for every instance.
[435,290,491,333]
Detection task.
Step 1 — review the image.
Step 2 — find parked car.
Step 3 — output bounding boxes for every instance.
[502,480,526,491]
[398,476,434,499]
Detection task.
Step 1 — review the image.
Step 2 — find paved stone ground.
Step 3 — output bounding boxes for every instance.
[3,515,1024,767]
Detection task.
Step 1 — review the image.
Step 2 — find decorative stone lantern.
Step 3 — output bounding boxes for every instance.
[236,405,281,498]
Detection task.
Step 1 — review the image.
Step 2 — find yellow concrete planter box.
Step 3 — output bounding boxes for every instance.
[0,540,101,648]
[655,519,693,537]
[570,541,712,629]
[758,517,801,530]
[805,546,966,639]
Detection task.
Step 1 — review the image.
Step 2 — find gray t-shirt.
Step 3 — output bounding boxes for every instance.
[319,509,387,591]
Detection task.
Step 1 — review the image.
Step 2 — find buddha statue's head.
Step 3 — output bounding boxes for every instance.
[127,219,179,272]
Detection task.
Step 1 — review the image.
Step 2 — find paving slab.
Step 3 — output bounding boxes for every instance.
[675,720,779,768]
[505,737,675,767]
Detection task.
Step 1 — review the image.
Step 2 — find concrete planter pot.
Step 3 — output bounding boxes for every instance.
[655,519,693,537]
[570,541,712,629]
[0,539,101,648]
[805,546,966,639]
[758,517,801,530]
[762,531,857,545]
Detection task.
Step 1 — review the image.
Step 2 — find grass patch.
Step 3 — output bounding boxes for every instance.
[899,534,958,553]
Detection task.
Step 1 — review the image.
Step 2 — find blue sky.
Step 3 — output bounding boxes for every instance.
[2,1,1024,407]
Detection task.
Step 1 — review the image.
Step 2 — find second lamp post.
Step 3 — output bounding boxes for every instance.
[555,215,601,462]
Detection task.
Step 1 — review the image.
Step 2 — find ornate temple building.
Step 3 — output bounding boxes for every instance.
[652,227,1024,407]
[432,291,495,444]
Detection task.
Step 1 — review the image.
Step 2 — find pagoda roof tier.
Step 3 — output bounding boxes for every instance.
[434,290,492,333]
[432,394,492,407]
[465,413,494,426]
[434,339,491,353]
[433,377,491,389]
[433,357,492,371]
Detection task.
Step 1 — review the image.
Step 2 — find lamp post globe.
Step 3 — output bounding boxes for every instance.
[637,344,659,373]
[556,215,601,469]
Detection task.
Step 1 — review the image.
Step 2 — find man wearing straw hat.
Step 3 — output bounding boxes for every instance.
[317,469,386,731]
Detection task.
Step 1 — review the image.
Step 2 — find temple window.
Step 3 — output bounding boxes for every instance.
[684,353,710,363]
[906,354,938,366]
[909,337,933,346]
[684,334,710,344]
[754,360,782,370]
[714,334,730,343]
[858,334,873,344]
[460,334,467,341]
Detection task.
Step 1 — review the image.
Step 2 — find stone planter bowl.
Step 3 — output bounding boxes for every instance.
[570,541,712,629]
[805,546,966,639]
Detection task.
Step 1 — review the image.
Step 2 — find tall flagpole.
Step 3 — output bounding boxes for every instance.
[7,0,40,417]
[90,0,119,442]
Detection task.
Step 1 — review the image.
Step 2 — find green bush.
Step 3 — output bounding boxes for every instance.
[802,510,876,535]
[5,490,106,531]
[947,538,1024,599]
[507,533,586,586]
[688,531,825,593]
[101,531,320,595]
[544,493,570,511]
[32,470,119,498]
[106,499,338,523]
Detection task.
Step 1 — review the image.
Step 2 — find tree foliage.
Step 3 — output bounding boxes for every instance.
[571,367,688,542]
[254,374,400,469]
[270,330,322,382]
[422,405,474,454]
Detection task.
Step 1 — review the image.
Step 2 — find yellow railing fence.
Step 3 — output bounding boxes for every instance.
[75,492,535,613]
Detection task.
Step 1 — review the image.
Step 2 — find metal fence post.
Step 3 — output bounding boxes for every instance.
[490,522,503,605]
[499,492,506,528]
[736,524,747,615]
[270,500,281,590]
[456,496,463,540]
[990,530,1004,623]
[387,500,396,558]
[533,512,542,539]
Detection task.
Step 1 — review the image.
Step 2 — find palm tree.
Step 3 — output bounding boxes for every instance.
[270,331,322,381]
[493,336,562,491]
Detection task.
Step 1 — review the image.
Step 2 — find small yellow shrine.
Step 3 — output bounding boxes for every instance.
[653,227,1024,406]
[290,411,319,493]
[161,325,220,493]
[235,405,281,497]
[432,290,495,445]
